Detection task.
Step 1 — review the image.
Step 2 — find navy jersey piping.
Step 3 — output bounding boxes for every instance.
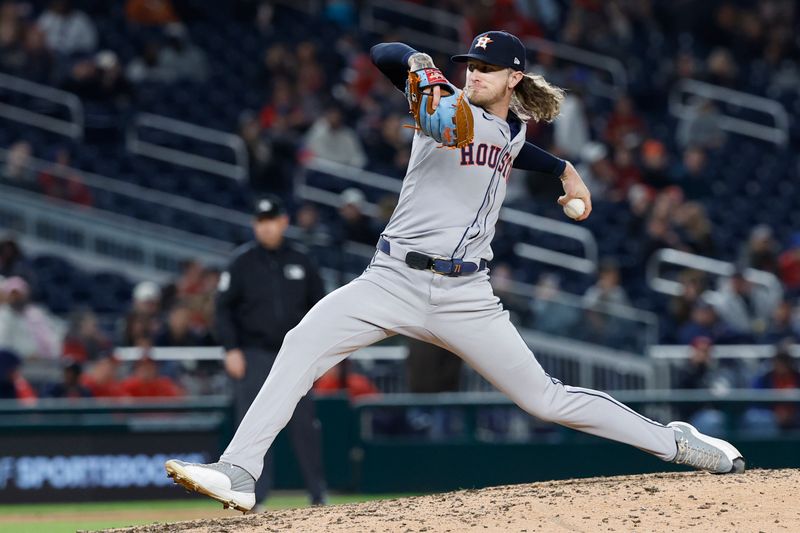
[450,142,512,260]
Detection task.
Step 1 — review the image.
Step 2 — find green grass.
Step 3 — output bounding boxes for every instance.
[0,493,419,533]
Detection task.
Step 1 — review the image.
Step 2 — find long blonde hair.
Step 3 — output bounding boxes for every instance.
[510,73,565,123]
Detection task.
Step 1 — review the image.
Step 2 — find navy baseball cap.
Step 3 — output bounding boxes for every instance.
[451,31,526,71]
[254,195,286,219]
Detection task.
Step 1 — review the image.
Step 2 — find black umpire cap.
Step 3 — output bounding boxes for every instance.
[254,195,286,219]
[451,31,526,72]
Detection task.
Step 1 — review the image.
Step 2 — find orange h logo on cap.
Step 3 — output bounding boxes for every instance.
[475,36,493,49]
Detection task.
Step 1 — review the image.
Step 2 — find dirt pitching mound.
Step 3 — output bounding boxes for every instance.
[106,469,799,533]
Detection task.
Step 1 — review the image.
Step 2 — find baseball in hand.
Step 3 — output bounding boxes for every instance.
[563,198,586,219]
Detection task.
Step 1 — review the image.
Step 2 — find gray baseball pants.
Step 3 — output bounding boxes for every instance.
[221,252,677,479]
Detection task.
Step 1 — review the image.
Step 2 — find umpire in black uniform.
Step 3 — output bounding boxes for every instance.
[215,195,327,509]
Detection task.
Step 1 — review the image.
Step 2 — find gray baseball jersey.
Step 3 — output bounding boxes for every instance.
[383,99,526,262]
[218,53,680,482]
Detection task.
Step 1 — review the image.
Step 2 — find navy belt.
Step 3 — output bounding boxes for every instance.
[377,237,487,276]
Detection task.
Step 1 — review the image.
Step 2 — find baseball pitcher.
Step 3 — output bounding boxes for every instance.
[165,31,745,513]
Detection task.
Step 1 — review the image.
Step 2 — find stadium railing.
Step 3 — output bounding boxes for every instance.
[360,0,468,55]
[0,72,84,140]
[126,112,249,182]
[112,329,656,393]
[646,247,784,300]
[523,36,627,99]
[353,388,800,442]
[669,79,790,146]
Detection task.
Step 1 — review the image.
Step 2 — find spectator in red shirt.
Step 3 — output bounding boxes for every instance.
[778,234,800,291]
[604,95,646,148]
[37,148,92,207]
[62,309,113,363]
[0,348,36,403]
[120,356,183,397]
[752,349,800,429]
[80,355,125,397]
[314,360,378,399]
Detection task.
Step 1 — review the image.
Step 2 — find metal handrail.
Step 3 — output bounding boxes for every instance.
[649,344,800,360]
[0,72,84,139]
[126,113,249,181]
[0,184,233,280]
[669,79,790,146]
[497,274,659,346]
[360,0,467,55]
[0,396,231,414]
[0,147,253,227]
[523,36,628,98]
[646,248,784,299]
[503,207,598,274]
[353,388,800,409]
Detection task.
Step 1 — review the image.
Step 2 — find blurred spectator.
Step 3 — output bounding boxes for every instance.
[45,360,92,398]
[0,237,34,282]
[295,202,332,249]
[37,148,92,207]
[583,259,630,311]
[304,106,367,168]
[62,309,113,363]
[710,270,781,338]
[125,0,180,26]
[161,259,205,312]
[625,183,654,239]
[639,139,671,190]
[489,263,530,323]
[778,234,800,292]
[552,91,590,159]
[80,355,124,397]
[122,311,157,348]
[62,50,134,110]
[676,336,737,434]
[120,356,183,397]
[760,300,800,344]
[676,300,734,345]
[0,2,24,74]
[603,95,646,149]
[611,147,642,200]
[740,225,779,274]
[238,109,293,195]
[334,188,379,246]
[314,359,379,399]
[153,303,208,346]
[364,113,411,178]
[157,23,209,83]
[120,281,162,346]
[676,100,725,150]
[671,147,714,201]
[131,280,162,316]
[0,276,61,359]
[406,338,462,393]
[0,348,36,401]
[2,140,36,188]
[36,0,97,56]
[19,25,54,84]
[705,47,738,87]
[669,269,708,332]
[751,349,800,429]
[673,201,714,256]
[641,216,682,263]
[529,273,578,335]
[575,142,617,201]
[126,41,167,83]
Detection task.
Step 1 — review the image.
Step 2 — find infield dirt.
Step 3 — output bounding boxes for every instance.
[102,468,799,533]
